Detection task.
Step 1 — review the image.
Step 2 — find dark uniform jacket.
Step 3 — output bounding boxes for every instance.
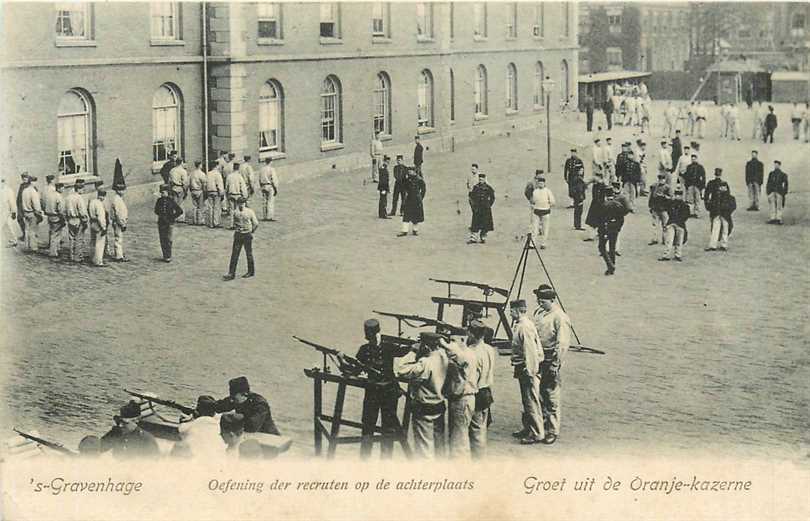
[215,392,281,435]
[393,164,407,184]
[413,143,424,166]
[704,179,725,211]
[666,199,691,228]
[401,175,426,224]
[600,197,630,233]
[159,160,175,184]
[671,137,682,171]
[766,169,788,196]
[615,151,633,182]
[564,157,584,185]
[618,159,641,184]
[100,426,160,459]
[469,182,496,233]
[354,340,412,390]
[682,163,706,189]
[707,191,736,235]
[585,182,609,228]
[649,183,672,212]
[765,113,778,132]
[378,164,390,192]
[154,196,183,225]
[570,176,587,204]
[745,159,764,186]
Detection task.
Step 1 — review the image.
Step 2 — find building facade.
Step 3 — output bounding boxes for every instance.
[1,2,578,191]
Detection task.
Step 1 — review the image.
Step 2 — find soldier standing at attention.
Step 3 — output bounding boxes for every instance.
[154,184,183,262]
[395,332,449,459]
[370,132,383,183]
[100,401,160,460]
[510,299,545,445]
[563,148,584,208]
[526,172,555,249]
[389,155,407,216]
[377,156,391,219]
[225,163,247,229]
[532,285,571,445]
[87,188,108,267]
[570,168,587,231]
[20,175,42,253]
[42,176,66,258]
[109,179,129,262]
[599,183,631,276]
[397,168,426,237]
[65,179,88,262]
[765,160,789,225]
[1,176,17,248]
[763,106,777,144]
[468,319,496,459]
[258,157,279,222]
[745,150,764,212]
[705,183,736,251]
[413,135,424,176]
[169,157,189,221]
[223,196,258,280]
[682,154,706,218]
[659,186,690,262]
[214,376,281,435]
[204,161,225,228]
[240,155,256,205]
[468,173,495,244]
[648,173,672,246]
[188,160,207,226]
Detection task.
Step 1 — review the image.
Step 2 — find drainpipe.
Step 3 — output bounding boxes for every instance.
[202,2,210,170]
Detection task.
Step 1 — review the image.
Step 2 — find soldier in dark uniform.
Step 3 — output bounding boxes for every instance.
[397,168,426,237]
[214,376,281,435]
[100,401,160,459]
[563,148,584,207]
[582,94,594,132]
[468,173,495,244]
[377,156,390,219]
[598,183,631,276]
[583,171,609,242]
[389,155,407,216]
[159,151,177,184]
[16,172,29,242]
[670,129,683,173]
[341,319,411,459]
[413,136,424,176]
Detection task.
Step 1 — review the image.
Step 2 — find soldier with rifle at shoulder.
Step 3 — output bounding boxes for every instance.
[213,376,281,436]
[100,401,161,459]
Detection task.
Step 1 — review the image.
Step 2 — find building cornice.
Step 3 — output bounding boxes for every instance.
[0,55,204,70]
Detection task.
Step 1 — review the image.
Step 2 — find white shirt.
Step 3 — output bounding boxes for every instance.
[110,193,128,228]
[258,165,278,188]
[87,198,107,230]
[530,187,556,211]
[658,147,672,171]
[226,171,246,197]
[65,191,88,219]
[1,184,16,216]
[205,169,224,194]
[20,185,41,213]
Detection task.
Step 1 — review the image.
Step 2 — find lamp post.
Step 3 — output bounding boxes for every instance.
[542,76,556,174]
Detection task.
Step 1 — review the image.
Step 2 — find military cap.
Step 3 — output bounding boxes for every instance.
[396,154,404,159]
[236,196,247,204]
[509,299,527,308]
[535,169,544,175]
[683,145,691,149]
[420,332,443,345]
[383,155,390,161]
[159,183,171,192]
[660,140,668,145]
[196,395,217,417]
[674,186,684,194]
[691,154,698,158]
[774,160,781,165]
[119,400,141,419]
[364,318,380,333]
[606,137,612,142]
[478,173,487,178]
[714,168,722,175]
[570,147,577,152]
[228,376,250,396]
[46,174,55,182]
[243,155,251,161]
[594,137,601,143]
[533,284,556,300]
[97,189,107,197]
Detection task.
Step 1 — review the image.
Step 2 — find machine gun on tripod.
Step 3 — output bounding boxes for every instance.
[372,310,456,338]
[293,336,385,379]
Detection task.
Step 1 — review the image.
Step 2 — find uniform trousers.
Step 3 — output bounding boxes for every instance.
[469,407,490,459]
[390,181,404,215]
[598,228,619,270]
[728,119,740,140]
[158,223,174,260]
[573,202,584,229]
[360,388,400,459]
[370,157,379,181]
[401,220,420,234]
[190,190,204,225]
[708,216,729,249]
[227,231,255,276]
[651,210,668,243]
[763,128,775,143]
[747,183,760,209]
[2,213,17,246]
[67,219,85,261]
[261,188,276,220]
[48,219,65,257]
[663,224,685,259]
[23,213,39,252]
[752,120,763,139]
[172,189,186,220]
[378,191,388,218]
[792,119,801,140]
[518,373,545,440]
[539,361,562,437]
[803,119,810,142]
[663,120,675,138]
[531,210,550,247]
[110,223,125,259]
[695,118,706,138]
[685,186,702,216]
[205,194,222,228]
[768,193,784,222]
[226,195,240,228]
[623,183,637,210]
[447,395,475,459]
[412,410,443,458]
[89,226,106,265]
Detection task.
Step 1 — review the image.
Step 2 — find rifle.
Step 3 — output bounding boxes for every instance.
[13,428,77,456]
[429,278,509,298]
[372,310,456,337]
[124,389,196,416]
[293,336,385,380]
[569,344,607,355]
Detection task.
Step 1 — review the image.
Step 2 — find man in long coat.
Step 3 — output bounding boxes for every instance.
[397,168,426,237]
[468,173,495,244]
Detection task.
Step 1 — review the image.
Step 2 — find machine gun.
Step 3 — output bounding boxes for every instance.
[293,336,385,380]
[12,428,77,456]
[429,278,508,299]
[124,389,196,416]
[372,310,457,337]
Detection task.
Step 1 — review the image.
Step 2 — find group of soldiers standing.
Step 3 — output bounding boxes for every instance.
[373,136,428,237]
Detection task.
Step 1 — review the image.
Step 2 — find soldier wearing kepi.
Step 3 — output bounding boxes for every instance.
[745,150,764,212]
[20,175,43,252]
[532,285,571,445]
[599,183,631,276]
[188,160,207,225]
[659,186,690,262]
[64,179,89,262]
[258,157,279,222]
[377,156,391,219]
[204,161,225,228]
[395,332,449,458]
[43,176,66,258]
[467,319,496,458]
[765,160,789,225]
[154,184,183,262]
[396,168,426,237]
[100,401,160,460]
[341,319,411,459]
[509,299,545,445]
[563,148,584,207]
[389,155,407,216]
[87,188,108,267]
[468,172,495,244]
[681,154,706,218]
[214,376,281,435]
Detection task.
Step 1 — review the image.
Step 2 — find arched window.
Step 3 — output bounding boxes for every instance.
[321,75,342,145]
[373,72,391,136]
[449,68,455,123]
[560,59,570,100]
[152,84,182,168]
[259,80,284,154]
[506,63,518,112]
[474,65,488,116]
[534,61,545,108]
[57,89,93,174]
[417,69,434,128]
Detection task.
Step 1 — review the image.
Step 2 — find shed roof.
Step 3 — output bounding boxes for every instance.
[578,71,652,84]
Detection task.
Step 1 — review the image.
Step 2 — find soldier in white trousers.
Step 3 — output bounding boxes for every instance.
[87,189,108,266]
[258,157,279,221]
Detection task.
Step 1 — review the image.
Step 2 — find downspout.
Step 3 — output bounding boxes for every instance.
[202,2,209,170]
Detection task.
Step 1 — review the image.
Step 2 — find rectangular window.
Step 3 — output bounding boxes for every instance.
[606,47,623,69]
[792,14,806,38]
[533,3,544,37]
[506,3,517,38]
[55,3,91,40]
[258,3,282,40]
[58,116,89,174]
[320,3,340,39]
[608,14,622,34]
[473,3,487,38]
[321,93,339,144]
[259,103,280,152]
[371,2,389,38]
[151,3,179,40]
[416,3,433,39]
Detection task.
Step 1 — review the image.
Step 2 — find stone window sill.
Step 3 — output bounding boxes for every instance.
[321,142,344,152]
[55,39,97,48]
[379,134,392,142]
[320,37,343,45]
[506,35,518,41]
[474,114,489,121]
[258,150,287,161]
[150,39,185,47]
[257,38,284,46]
[506,109,519,116]
[372,36,392,44]
[417,36,435,43]
[417,127,435,135]
[473,35,488,42]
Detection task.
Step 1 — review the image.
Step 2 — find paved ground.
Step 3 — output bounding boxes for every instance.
[2,101,808,461]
